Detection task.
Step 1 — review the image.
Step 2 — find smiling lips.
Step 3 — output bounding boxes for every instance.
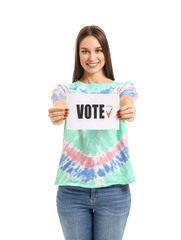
[87,62,99,68]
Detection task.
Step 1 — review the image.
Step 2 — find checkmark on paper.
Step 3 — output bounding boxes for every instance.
[106,108,113,118]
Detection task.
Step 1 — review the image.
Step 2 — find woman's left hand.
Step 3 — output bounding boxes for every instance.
[117,103,136,122]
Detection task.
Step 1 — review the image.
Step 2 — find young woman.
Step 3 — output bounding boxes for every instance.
[48,25,138,240]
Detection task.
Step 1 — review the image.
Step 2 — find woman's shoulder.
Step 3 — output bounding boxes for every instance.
[114,81,138,90]
[53,81,78,89]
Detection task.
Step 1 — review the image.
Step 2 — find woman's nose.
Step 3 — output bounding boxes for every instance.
[88,52,96,61]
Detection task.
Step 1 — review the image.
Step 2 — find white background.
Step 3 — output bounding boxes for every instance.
[0,0,181,239]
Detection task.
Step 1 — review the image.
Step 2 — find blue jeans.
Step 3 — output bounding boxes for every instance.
[56,184,131,240]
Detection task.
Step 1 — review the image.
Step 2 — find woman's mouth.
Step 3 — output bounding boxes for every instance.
[87,62,99,68]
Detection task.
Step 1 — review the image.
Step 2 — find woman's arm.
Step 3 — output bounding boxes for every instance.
[117,94,136,122]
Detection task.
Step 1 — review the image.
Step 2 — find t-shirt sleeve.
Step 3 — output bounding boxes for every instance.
[119,81,138,102]
[51,84,67,105]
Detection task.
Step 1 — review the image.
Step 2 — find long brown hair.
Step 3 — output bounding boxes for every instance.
[72,25,115,83]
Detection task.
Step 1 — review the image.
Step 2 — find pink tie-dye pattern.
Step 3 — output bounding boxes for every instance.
[118,86,138,99]
[51,86,70,101]
[63,135,128,168]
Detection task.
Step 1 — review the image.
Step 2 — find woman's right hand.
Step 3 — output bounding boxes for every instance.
[48,107,69,125]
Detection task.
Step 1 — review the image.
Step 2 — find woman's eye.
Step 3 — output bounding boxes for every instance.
[81,49,102,54]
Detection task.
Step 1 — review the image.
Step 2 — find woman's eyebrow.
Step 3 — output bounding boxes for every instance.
[80,46,102,49]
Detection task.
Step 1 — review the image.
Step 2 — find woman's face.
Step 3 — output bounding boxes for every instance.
[79,36,105,75]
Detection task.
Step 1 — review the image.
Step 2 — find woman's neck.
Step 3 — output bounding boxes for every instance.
[80,72,112,84]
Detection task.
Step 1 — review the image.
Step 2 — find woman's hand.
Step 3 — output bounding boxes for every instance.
[48,107,69,125]
[117,103,136,122]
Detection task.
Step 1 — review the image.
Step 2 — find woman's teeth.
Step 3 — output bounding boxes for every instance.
[87,63,98,67]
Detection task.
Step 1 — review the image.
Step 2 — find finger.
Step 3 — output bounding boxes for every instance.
[51,118,65,124]
[48,107,69,113]
[48,110,69,118]
[117,110,134,117]
[51,116,63,121]
[117,106,136,116]
[121,113,135,119]
[52,120,63,125]
[49,109,69,117]
[119,108,135,115]
[51,113,69,121]
[117,111,135,121]
[48,108,64,113]
[48,111,68,118]
[116,113,123,119]
[119,104,134,112]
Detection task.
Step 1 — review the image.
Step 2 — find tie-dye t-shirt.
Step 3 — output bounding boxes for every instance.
[51,80,138,188]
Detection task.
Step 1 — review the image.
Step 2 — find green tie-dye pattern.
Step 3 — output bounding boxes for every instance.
[63,120,127,156]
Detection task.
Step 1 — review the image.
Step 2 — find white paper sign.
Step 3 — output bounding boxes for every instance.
[66,93,119,130]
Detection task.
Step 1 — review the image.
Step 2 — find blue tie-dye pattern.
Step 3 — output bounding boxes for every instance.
[53,93,66,104]
[58,147,129,183]
[103,164,110,174]
[124,146,130,160]
[120,89,136,101]
[72,86,116,95]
